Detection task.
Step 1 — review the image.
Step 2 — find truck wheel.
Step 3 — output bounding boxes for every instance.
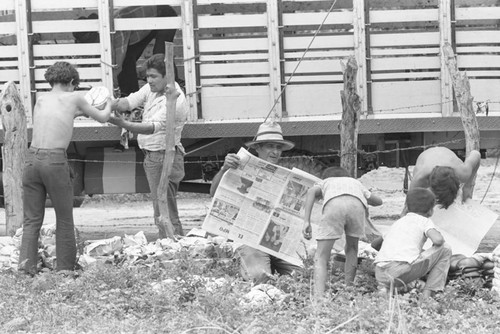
[278,154,326,178]
[73,196,85,208]
[45,195,85,208]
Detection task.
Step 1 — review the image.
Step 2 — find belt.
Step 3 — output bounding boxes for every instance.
[29,147,66,153]
[142,149,165,154]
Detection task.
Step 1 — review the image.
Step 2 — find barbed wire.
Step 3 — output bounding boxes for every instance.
[480,154,500,204]
[0,141,498,201]
[1,137,499,166]
[109,98,499,124]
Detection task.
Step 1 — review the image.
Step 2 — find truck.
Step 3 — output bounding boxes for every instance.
[1,0,500,206]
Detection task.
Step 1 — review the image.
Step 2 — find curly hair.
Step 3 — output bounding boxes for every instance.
[429,166,460,209]
[406,187,436,215]
[321,166,349,179]
[44,61,80,87]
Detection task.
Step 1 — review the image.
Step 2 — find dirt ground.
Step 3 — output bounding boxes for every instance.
[1,158,500,252]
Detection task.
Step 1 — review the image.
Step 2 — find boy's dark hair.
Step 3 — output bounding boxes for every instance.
[44,61,80,87]
[429,166,459,209]
[145,53,180,82]
[321,166,349,179]
[406,187,436,215]
[146,54,167,77]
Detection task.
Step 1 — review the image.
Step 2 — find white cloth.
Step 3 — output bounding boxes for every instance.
[126,82,187,152]
[375,213,436,265]
[318,177,371,211]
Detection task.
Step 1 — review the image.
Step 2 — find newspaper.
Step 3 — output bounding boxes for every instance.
[202,148,322,266]
[425,199,498,256]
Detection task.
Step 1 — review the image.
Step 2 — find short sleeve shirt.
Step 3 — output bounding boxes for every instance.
[126,82,187,152]
[318,177,372,211]
[375,213,436,264]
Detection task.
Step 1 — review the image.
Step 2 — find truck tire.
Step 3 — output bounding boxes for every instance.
[278,154,326,178]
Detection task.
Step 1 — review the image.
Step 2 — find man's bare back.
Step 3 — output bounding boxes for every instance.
[31,87,111,150]
[410,147,481,202]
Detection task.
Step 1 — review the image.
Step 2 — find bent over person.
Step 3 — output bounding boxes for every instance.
[410,147,481,208]
[108,54,187,238]
[210,121,300,284]
[19,61,111,275]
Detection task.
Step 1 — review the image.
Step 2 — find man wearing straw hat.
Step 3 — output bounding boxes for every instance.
[210,121,300,284]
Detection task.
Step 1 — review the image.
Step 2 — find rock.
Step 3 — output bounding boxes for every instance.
[240,284,288,307]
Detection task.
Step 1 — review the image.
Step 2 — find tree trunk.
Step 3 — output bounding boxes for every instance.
[442,42,480,198]
[340,56,361,178]
[442,42,480,154]
[156,42,179,240]
[1,81,28,236]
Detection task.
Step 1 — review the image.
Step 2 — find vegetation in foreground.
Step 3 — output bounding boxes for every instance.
[1,254,500,334]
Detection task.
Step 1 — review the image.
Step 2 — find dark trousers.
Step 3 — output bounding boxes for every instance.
[19,147,76,274]
[118,18,178,96]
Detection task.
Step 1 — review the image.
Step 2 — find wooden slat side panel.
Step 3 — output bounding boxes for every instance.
[30,0,98,10]
[201,77,270,85]
[370,9,439,23]
[199,38,269,52]
[457,55,500,69]
[200,86,271,120]
[0,21,16,35]
[0,70,20,84]
[200,62,269,76]
[198,13,267,28]
[371,81,442,114]
[0,0,14,11]
[469,80,500,110]
[285,84,343,116]
[456,7,500,20]
[370,32,440,47]
[283,35,355,49]
[113,0,182,7]
[282,11,353,25]
[114,17,182,31]
[33,44,101,57]
[456,31,500,44]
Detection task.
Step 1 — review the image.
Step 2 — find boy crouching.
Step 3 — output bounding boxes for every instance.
[374,187,452,301]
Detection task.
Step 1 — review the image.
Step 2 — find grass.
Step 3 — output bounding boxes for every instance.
[1,254,500,334]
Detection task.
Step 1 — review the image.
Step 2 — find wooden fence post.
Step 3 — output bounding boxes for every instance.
[442,42,480,154]
[340,56,361,178]
[1,81,28,236]
[157,42,179,240]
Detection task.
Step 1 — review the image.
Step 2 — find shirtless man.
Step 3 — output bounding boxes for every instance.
[409,147,481,209]
[19,61,111,275]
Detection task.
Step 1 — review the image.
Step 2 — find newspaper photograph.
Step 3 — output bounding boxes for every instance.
[202,148,323,266]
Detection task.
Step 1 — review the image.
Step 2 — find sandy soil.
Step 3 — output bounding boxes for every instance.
[2,158,500,252]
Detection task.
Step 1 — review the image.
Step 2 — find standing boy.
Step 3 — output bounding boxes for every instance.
[375,187,452,301]
[19,61,111,275]
[108,54,187,238]
[303,167,383,297]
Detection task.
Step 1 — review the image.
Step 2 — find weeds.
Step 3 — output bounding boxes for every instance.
[1,254,500,333]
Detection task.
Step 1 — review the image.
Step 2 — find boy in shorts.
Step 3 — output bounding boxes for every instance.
[374,187,452,301]
[303,167,383,297]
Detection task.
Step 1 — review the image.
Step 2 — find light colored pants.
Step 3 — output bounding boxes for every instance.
[143,148,185,238]
[375,243,452,292]
[236,245,300,284]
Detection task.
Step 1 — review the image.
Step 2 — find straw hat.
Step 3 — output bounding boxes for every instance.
[245,121,295,151]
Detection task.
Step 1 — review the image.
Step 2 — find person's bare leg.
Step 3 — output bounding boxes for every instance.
[344,235,359,285]
[314,239,335,298]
